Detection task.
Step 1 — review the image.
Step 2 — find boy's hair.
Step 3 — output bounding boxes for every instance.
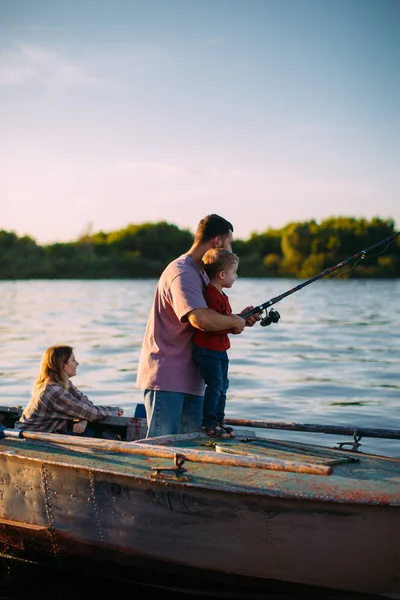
[202,248,239,279]
[194,214,233,243]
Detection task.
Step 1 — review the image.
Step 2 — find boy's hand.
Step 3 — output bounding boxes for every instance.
[240,306,261,327]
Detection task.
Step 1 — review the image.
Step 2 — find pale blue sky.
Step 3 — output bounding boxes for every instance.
[1,0,399,243]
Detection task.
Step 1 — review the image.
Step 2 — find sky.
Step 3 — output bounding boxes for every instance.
[0,0,399,244]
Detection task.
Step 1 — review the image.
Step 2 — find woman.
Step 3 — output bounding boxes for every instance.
[15,345,123,437]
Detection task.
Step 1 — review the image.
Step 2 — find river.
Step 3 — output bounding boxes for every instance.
[1,277,399,599]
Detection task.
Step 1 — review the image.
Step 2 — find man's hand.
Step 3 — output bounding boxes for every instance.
[240,306,261,327]
[230,314,246,334]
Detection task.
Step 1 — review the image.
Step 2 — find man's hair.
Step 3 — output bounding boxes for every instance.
[194,214,233,243]
[202,248,239,279]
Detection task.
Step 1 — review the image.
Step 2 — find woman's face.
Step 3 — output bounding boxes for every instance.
[63,352,79,378]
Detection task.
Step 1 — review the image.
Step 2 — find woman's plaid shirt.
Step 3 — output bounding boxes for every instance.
[15,381,122,433]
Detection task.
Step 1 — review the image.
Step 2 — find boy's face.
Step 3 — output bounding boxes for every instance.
[221,262,238,288]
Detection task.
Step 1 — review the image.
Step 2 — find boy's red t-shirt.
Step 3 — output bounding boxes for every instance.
[192,284,232,351]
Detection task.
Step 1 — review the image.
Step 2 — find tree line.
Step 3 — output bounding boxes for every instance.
[0,216,399,280]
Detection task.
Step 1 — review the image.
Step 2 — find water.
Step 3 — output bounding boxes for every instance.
[1,278,399,599]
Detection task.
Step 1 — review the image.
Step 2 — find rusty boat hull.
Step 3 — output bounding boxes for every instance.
[0,411,399,598]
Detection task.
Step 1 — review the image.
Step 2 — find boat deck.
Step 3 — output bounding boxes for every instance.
[1,428,399,505]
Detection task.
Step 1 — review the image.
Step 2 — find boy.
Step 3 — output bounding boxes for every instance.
[192,248,240,439]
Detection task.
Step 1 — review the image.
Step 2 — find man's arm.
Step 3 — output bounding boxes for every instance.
[188,307,246,334]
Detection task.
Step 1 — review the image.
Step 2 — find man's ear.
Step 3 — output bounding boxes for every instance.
[213,236,222,248]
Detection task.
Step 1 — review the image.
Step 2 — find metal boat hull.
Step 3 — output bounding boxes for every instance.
[0,431,399,597]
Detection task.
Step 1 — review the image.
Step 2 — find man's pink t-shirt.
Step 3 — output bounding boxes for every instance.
[136,254,209,395]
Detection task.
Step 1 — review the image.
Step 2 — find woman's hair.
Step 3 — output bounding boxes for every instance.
[202,248,239,279]
[32,345,73,395]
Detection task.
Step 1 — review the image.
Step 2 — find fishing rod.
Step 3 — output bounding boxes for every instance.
[242,230,400,326]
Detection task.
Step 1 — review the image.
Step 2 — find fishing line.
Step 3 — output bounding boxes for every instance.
[331,238,397,280]
[331,254,365,279]
[242,230,400,326]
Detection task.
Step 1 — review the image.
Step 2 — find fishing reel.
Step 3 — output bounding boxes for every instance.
[260,308,281,327]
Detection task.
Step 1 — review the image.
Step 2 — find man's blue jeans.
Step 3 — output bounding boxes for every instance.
[144,390,203,438]
[192,346,229,429]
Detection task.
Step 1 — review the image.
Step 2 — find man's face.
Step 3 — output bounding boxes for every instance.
[220,230,233,252]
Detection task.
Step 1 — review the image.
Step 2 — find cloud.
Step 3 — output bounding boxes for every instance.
[116,160,244,178]
[204,37,225,47]
[0,44,118,88]
[117,161,187,176]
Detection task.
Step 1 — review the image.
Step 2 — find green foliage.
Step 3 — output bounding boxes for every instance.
[0,217,398,279]
[0,230,45,278]
[103,221,193,263]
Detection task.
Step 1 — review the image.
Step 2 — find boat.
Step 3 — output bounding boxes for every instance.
[0,404,399,599]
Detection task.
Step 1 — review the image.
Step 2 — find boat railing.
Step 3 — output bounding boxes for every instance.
[224,418,400,440]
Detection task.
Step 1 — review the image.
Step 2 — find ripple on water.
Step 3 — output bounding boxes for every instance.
[1,278,400,457]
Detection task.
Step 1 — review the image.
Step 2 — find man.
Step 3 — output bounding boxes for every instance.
[136,214,260,437]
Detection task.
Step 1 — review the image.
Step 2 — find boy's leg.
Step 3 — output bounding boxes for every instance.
[193,346,223,428]
[216,352,229,425]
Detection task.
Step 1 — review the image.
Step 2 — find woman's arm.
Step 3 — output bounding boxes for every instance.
[47,383,123,422]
